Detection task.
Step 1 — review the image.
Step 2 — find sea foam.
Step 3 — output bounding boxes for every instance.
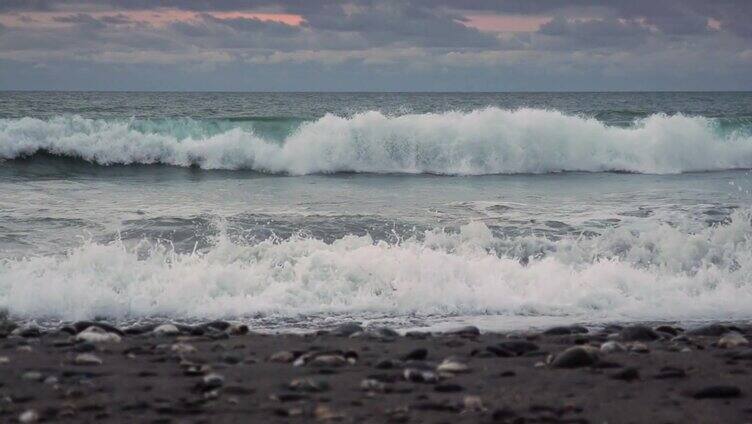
[1,211,751,323]
[2,108,752,174]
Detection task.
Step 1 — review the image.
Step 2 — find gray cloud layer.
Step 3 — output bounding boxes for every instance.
[1,0,750,90]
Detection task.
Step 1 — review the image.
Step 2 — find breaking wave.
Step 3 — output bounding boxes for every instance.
[2,108,752,175]
[1,211,751,323]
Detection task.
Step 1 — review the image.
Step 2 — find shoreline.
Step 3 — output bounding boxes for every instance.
[1,320,750,423]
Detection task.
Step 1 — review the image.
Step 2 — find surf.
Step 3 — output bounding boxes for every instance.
[2,108,752,175]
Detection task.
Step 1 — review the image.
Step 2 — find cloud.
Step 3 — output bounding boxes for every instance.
[0,0,751,90]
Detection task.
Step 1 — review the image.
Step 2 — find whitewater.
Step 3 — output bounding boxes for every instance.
[1,212,752,325]
[2,108,752,175]
[2,91,752,330]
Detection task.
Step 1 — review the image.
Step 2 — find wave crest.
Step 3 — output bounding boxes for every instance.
[1,211,752,323]
[2,108,752,174]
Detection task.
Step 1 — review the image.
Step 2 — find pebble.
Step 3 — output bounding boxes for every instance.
[330,322,363,337]
[551,346,598,368]
[314,404,344,421]
[497,340,540,356]
[375,358,401,369]
[21,371,44,382]
[543,325,589,335]
[221,352,243,364]
[463,395,486,412]
[686,324,729,337]
[269,351,296,363]
[629,342,650,353]
[75,326,122,344]
[717,332,749,348]
[367,327,399,339]
[311,354,347,367]
[402,348,428,361]
[152,324,180,336]
[654,366,686,379]
[289,377,329,393]
[692,385,741,399]
[16,327,42,338]
[730,349,752,360]
[72,321,124,335]
[434,383,464,392]
[226,324,249,335]
[18,409,39,423]
[486,345,514,357]
[74,353,103,365]
[610,367,640,381]
[600,341,626,353]
[620,325,659,342]
[447,325,480,337]
[404,367,439,383]
[654,325,681,336]
[436,358,471,374]
[170,343,197,354]
[201,373,225,390]
[360,378,388,393]
[74,341,96,352]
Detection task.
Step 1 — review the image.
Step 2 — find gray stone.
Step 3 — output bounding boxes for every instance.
[620,325,659,342]
[447,326,480,337]
[551,346,598,368]
[692,385,741,399]
[330,322,364,337]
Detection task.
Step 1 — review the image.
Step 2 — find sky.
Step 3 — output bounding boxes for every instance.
[0,0,751,91]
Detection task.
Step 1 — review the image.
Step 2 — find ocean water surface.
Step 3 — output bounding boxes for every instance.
[1,91,751,331]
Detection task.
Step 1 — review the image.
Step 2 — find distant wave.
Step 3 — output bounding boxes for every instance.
[2,108,752,175]
[1,211,752,322]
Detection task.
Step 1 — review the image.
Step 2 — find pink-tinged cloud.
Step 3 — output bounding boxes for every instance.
[0,10,304,28]
[462,14,552,33]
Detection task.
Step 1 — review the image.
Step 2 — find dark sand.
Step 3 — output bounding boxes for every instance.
[1,320,751,423]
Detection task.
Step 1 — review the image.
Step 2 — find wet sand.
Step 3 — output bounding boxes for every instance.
[1,320,751,423]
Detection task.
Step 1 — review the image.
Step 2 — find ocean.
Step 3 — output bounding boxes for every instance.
[1,91,751,331]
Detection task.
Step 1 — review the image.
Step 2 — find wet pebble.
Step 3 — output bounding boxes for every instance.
[610,367,640,381]
[75,326,121,344]
[19,409,40,423]
[447,325,480,337]
[404,367,439,383]
[687,323,732,337]
[152,324,180,336]
[360,378,389,393]
[171,343,197,354]
[434,383,464,392]
[551,346,598,368]
[718,332,749,348]
[269,350,296,363]
[200,373,225,391]
[330,322,363,337]
[600,341,626,353]
[543,325,588,335]
[289,377,329,393]
[402,348,428,361]
[311,354,347,367]
[74,353,103,366]
[692,385,741,399]
[21,371,44,382]
[629,342,650,353]
[654,366,686,379]
[436,357,471,374]
[497,340,539,356]
[654,325,682,336]
[620,325,659,342]
[72,321,124,336]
